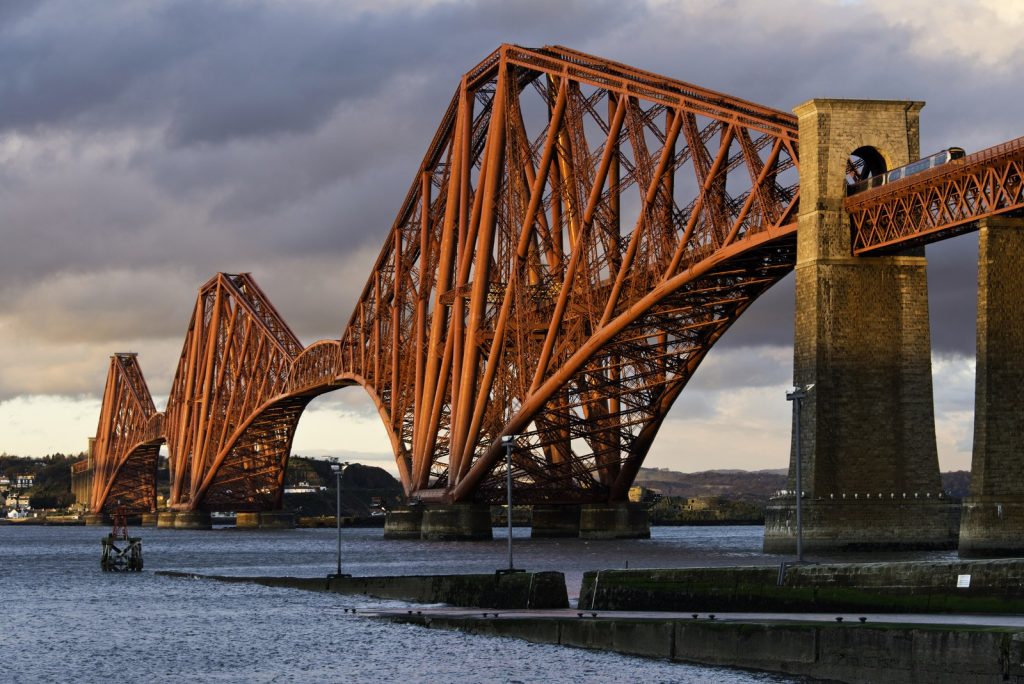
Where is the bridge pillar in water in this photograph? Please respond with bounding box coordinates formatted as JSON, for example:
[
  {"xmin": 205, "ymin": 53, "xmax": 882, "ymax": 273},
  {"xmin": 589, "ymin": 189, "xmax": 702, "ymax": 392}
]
[
  {"xmin": 235, "ymin": 511, "xmax": 293, "ymax": 529},
  {"xmin": 235, "ymin": 512, "xmax": 261, "ymax": 529},
  {"xmin": 579, "ymin": 503, "xmax": 650, "ymax": 540},
  {"xmin": 764, "ymin": 99, "xmax": 957, "ymax": 553},
  {"xmin": 84, "ymin": 512, "xmax": 111, "ymax": 526},
  {"xmin": 959, "ymin": 218, "xmax": 1024, "ymax": 557},
  {"xmin": 156, "ymin": 510, "xmax": 177, "ymax": 528},
  {"xmin": 140, "ymin": 512, "xmax": 158, "ymax": 527},
  {"xmin": 173, "ymin": 511, "xmax": 212, "ymax": 530},
  {"xmin": 383, "ymin": 506, "xmax": 424, "ymax": 539},
  {"xmin": 258, "ymin": 511, "xmax": 295, "ymax": 529},
  {"xmin": 420, "ymin": 504, "xmax": 493, "ymax": 541},
  {"xmin": 530, "ymin": 505, "xmax": 581, "ymax": 538}
]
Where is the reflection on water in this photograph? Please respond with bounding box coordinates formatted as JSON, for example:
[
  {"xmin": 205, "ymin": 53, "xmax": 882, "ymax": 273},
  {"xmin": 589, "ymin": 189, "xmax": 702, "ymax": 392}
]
[{"xmin": 4, "ymin": 524, "xmax": 946, "ymax": 683}]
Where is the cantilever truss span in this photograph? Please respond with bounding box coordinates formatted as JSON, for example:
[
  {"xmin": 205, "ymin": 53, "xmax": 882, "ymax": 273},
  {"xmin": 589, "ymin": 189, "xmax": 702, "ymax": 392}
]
[
  {"xmin": 87, "ymin": 44, "xmax": 805, "ymax": 512},
  {"xmin": 89, "ymin": 354, "xmax": 163, "ymax": 514},
  {"xmin": 336, "ymin": 45, "xmax": 802, "ymax": 504},
  {"xmin": 163, "ymin": 273, "xmax": 306, "ymax": 512}
]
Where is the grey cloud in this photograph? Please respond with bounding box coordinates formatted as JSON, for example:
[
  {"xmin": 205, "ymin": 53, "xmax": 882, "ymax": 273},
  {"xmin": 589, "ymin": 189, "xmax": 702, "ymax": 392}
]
[{"xmin": 0, "ymin": 0, "xmax": 1018, "ymax": 408}]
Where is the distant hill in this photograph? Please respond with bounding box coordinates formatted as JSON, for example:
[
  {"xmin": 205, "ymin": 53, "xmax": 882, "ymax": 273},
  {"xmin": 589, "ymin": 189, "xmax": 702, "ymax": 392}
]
[
  {"xmin": 636, "ymin": 468, "xmax": 786, "ymax": 505},
  {"xmin": 284, "ymin": 457, "xmax": 404, "ymax": 518},
  {"xmin": 941, "ymin": 471, "xmax": 970, "ymax": 499},
  {"xmin": 636, "ymin": 467, "xmax": 972, "ymax": 505}
]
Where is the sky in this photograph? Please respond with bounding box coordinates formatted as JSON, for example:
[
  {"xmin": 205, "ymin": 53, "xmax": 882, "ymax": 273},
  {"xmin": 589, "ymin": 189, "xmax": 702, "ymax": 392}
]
[{"xmin": 0, "ymin": 0, "xmax": 1020, "ymax": 474}]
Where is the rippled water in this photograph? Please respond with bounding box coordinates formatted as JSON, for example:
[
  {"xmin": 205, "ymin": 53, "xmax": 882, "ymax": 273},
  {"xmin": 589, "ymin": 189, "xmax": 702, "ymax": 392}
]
[{"xmin": 3, "ymin": 524, "xmax": 951, "ymax": 682}]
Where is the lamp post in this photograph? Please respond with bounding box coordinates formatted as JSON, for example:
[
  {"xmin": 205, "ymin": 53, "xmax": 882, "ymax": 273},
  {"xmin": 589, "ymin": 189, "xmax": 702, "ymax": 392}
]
[
  {"xmin": 499, "ymin": 435, "xmax": 521, "ymax": 574},
  {"xmin": 786, "ymin": 384, "xmax": 813, "ymax": 563},
  {"xmin": 329, "ymin": 461, "xmax": 350, "ymax": 578}
]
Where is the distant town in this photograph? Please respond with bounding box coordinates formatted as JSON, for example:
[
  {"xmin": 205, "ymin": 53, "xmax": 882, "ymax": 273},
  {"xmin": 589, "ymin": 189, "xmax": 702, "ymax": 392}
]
[{"xmin": 0, "ymin": 452, "xmax": 971, "ymax": 526}]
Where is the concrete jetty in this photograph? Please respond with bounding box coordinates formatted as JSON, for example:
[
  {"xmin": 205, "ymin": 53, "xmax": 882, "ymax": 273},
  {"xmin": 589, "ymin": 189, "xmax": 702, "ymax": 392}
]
[
  {"xmin": 372, "ymin": 607, "xmax": 1024, "ymax": 683},
  {"xmin": 158, "ymin": 559, "xmax": 1024, "ymax": 682},
  {"xmin": 156, "ymin": 570, "xmax": 568, "ymax": 609},
  {"xmin": 579, "ymin": 559, "xmax": 1024, "ymax": 614}
]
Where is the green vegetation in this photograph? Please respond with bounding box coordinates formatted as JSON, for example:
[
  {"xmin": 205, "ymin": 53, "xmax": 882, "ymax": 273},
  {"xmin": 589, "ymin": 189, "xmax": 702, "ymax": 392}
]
[
  {"xmin": 283, "ymin": 457, "xmax": 404, "ymax": 518},
  {"xmin": 0, "ymin": 453, "xmax": 82, "ymax": 510}
]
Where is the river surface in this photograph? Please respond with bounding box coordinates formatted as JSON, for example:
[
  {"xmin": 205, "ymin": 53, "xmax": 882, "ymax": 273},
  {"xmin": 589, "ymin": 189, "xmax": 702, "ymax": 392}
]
[{"xmin": 2, "ymin": 524, "xmax": 954, "ymax": 683}]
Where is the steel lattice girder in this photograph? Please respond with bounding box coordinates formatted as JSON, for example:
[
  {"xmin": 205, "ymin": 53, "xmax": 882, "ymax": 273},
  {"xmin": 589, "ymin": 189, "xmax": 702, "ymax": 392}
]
[
  {"xmin": 163, "ymin": 273, "xmax": 303, "ymax": 511},
  {"xmin": 847, "ymin": 135, "xmax": 1024, "ymax": 254},
  {"xmin": 89, "ymin": 45, "xmax": 1024, "ymax": 512},
  {"xmin": 90, "ymin": 45, "xmax": 804, "ymax": 509},
  {"xmin": 333, "ymin": 44, "xmax": 801, "ymax": 504},
  {"xmin": 89, "ymin": 354, "xmax": 162, "ymax": 513}
]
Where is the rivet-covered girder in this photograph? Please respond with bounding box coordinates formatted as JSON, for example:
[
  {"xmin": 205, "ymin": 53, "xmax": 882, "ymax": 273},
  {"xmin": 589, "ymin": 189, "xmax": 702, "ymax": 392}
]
[
  {"xmin": 847, "ymin": 136, "xmax": 1024, "ymax": 254},
  {"xmin": 94, "ymin": 47, "xmax": 1024, "ymax": 512},
  {"xmin": 338, "ymin": 44, "xmax": 802, "ymax": 504},
  {"xmin": 163, "ymin": 273, "xmax": 303, "ymax": 511},
  {"xmin": 89, "ymin": 353, "xmax": 162, "ymax": 513}
]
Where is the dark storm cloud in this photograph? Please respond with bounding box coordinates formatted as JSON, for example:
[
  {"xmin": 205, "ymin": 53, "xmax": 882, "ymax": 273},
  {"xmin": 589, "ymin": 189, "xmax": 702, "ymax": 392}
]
[
  {"xmin": 622, "ymin": 1, "xmax": 1023, "ymax": 360},
  {"xmin": 0, "ymin": 0, "xmax": 635, "ymax": 140},
  {"xmin": 0, "ymin": 0, "xmax": 1019, "ymax": 405}
]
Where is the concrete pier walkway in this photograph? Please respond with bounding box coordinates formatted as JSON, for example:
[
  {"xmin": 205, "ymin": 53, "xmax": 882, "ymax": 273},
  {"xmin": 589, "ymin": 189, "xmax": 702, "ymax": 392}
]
[{"xmin": 369, "ymin": 607, "xmax": 1024, "ymax": 683}]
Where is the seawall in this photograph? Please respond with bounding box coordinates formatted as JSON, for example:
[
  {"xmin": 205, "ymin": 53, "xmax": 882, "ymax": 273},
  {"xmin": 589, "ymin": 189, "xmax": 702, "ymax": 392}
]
[
  {"xmin": 579, "ymin": 559, "xmax": 1024, "ymax": 613},
  {"xmin": 156, "ymin": 570, "xmax": 568, "ymax": 609},
  {"xmin": 378, "ymin": 610, "xmax": 1024, "ymax": 684}
]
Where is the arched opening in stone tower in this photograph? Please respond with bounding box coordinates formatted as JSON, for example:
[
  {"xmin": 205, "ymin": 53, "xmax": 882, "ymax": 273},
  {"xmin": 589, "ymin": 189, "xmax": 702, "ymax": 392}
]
[{"xmin": 846, "ymin": 146, "xmax": 888, "ymax": 194}]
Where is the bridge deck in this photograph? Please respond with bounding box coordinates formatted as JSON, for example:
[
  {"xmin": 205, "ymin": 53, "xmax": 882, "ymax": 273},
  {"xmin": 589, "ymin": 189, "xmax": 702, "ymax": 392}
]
[{"xmin": 847, "ymin": 135, "xmax": 1024, "ymax": 254}]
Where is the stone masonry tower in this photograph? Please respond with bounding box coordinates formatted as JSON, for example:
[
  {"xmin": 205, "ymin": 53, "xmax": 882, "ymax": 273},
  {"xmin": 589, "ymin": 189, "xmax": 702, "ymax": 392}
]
[
  {"xmin": 958, "ymin": 217, "xmax": 1024, "ymax": 556},
  {"xmin": 763, "ymin": 99, "xmax": 958, "ymax": 552}
]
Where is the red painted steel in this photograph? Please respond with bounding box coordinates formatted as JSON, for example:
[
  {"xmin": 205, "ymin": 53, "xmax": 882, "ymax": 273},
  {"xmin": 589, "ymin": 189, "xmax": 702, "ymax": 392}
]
[
  {"xmin": 88, "ymin": 354, "xmax": 162, "ymax": 514},
  {"xmin": 86, "ymin": 45, "xmax": 1024, "ymax": 514},
  {"xmin": 331, "ymin": 45, "xmax": 801, "ymax": 505},
  {"xmin": 87, "ymin": 45, "xmax": 803, "ymax": 511},
  {"xmin": 847, "ymin": 136, "xmax": 1024, "ymax": 254}
]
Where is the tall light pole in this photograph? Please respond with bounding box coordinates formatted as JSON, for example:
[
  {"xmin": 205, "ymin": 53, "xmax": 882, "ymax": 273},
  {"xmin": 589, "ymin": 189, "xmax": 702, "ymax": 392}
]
[
  {"xmin": 329, "ymin": 461, "xmax": 350, "ymax": 578},
  {"xmin": 786, "ymin": 384, "xmax": 813, "ymax": 563},
  {"xmin": 499, "ymin": 435, "xmax": 522, "ymax": 574}
]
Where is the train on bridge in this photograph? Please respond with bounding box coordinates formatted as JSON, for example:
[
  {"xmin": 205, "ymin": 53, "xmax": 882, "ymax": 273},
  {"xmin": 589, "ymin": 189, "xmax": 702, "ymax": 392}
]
[{"xmin": 848, "ymin": 147, "xmax": 965, "ymax": 195}]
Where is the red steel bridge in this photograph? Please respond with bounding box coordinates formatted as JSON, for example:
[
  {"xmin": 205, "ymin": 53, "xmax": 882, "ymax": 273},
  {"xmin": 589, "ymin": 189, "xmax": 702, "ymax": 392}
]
[{"xmin": 83, "ymin": 45, "xmax": 1024, "ymax": 515}]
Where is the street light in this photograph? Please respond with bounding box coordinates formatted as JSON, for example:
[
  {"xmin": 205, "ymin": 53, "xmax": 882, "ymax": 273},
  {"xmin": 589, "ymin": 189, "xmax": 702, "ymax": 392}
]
[
  {"xmin": 786, "ymin": 384, "xmax": 814, "ymax": 563},
  {"xmin": 498, "ymin": 435, "xmax": 522, "ymax": 574},
  {"xmin": 329, "ymin": 461, "xmax": 350, "ymax": 579}
]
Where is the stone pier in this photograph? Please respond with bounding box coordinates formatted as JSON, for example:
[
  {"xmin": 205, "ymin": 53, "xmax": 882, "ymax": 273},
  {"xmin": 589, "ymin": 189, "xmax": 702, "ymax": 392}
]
[
  {"xmin": 530, "ymin": 504, "xmax": 581, "ymax": 538},
  {"xmin": 579, "ymin": 503, "xmax": 650, "ymax": 539},
  {"xmin": 156, "ymin": 510, "xmax": 177, "ymax": 528},
  {"xmin": 140, "ymin": 512, "xmax": 158, "ymax": 527},
  {"xmin": 959, "ymin": 217, "xmax": 1024, "ymax": 557},
  {"xmin": 235, "ymin": 512, "xmax": 261, "ymax": 529},
  {"xmin": 764, "ymin": 99, "xmax": 955, "ymax": 552},
  {"xmin": 420, "ymin": 504, "xmax": 493, "ymax": 541},
  {"xmin": 383, "ymin": 506, "xmax": 424, "ymax": 539},
  {"xmin": 173, "ymin": 511, "xmax": 212, "ymax": 530},
  {"xmin": 257, "ymin": 511, "xmax": 295, "ymax": 529},
  {"xmin": 84, "ymin": 512, "xmax": 111, "ymax": 526}
]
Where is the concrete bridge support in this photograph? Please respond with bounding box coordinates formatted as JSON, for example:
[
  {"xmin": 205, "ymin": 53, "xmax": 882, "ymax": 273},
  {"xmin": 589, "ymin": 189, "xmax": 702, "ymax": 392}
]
[
  {"xmin": 530, "ymin": 504, "xmax": 581, "ymax": 538},
  {"xmin": 959, "ymin": 217, "xmax": 1024, "ymax": 557},
  {"xmin": 173, "ymin": 511, "xmax": 212, "ymax": 530},
  {"xmin": 579, "ymin": 503, "xmax": 650, "ymax": 540},
  {"xmin": 383, "ymin": 506, "xmax": 424, "ymax": 539},
  {"xmin": 420, "ymin": 504, "xmax": 493, "ymax": 541},
  {"xmin": 764, "ymin": 99, "xmax": 957, "ymax": 553},
  {"xmin": 234, "ymin": 511, "xmax": 294, "ymax": 529},
  {"xmin": 156, "ymin": 510, "xmax": 177, "ymax": 528}
]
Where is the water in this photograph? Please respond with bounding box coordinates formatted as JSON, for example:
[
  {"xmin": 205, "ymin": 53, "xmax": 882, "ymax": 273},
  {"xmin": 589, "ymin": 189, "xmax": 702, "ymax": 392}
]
[{"xmin": 2, "ymin": 524, "xmax": 951, "ymax": 683}]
